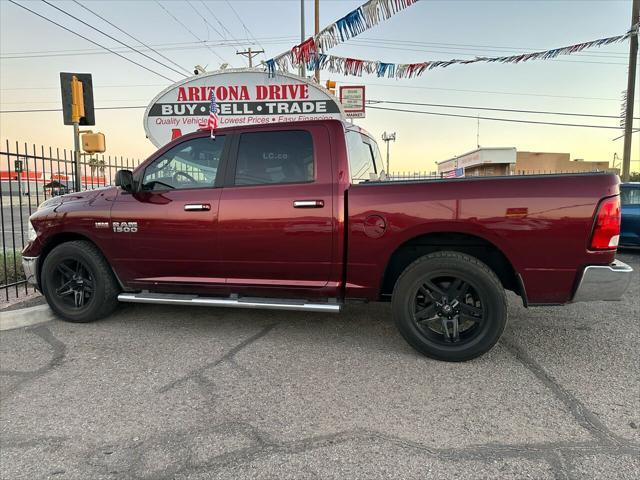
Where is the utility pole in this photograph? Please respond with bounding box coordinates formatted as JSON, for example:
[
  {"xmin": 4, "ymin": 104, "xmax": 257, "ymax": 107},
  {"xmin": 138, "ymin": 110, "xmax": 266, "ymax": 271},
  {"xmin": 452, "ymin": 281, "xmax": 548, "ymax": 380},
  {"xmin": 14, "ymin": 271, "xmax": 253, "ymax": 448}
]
[
  {"xmin": 300, "ymin": 0, "xmax": 306, "ymax": 78},
  {"xmin": 236, "ymin": 47, "xmax": 264, "ymax": 68},
  {"xmin": 314, "ymin": 0, "xmax": 320, "ymax": 83},
  {"xmin": 622, "ymin": 0, "xmax": 639, "ymax": 181},
  {"xmin": 381, "ymin": 132, "xmax": 396, "ymax": 173}
]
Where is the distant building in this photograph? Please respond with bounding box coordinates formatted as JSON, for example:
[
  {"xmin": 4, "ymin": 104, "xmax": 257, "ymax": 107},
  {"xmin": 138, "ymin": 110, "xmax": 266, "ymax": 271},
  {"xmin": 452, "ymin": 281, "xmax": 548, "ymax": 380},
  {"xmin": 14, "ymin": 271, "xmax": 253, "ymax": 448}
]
[
  {"xmin": 437, "ymin": 147, "xmax": 615, "ymax": 177},
  {"xmin": 437, "ymin": 148, "xmax": 516, "ymax": 177},
  {"xmin": 514, "ymin": 151, "xmax": 612, "ymax": 174}
]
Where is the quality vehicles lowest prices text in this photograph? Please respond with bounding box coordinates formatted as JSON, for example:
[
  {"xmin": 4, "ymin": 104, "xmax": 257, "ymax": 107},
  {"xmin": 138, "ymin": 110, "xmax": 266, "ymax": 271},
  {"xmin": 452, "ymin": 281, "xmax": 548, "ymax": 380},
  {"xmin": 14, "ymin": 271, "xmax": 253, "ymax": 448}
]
[{"xmin": 23, "ymin": 120, "xmax": 633, "ymax": 361}]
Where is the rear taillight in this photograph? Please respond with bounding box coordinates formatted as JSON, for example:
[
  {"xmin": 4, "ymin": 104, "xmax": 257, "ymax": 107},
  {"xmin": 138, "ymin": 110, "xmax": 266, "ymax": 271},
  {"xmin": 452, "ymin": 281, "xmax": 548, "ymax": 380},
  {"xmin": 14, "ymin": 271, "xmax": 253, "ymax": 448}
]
[{"xmin": 590, "ymin": 195, "xmax": 621, "ymax": 250}]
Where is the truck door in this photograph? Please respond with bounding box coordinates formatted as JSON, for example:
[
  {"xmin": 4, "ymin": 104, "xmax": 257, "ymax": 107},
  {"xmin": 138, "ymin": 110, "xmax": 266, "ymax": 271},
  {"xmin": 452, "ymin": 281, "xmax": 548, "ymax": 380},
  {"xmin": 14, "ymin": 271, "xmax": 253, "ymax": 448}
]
[
  {"xmin": 217, "ymin": 126, "xmax": 335, "ymax": 294},
  {"xmin": 110, "ymin": 134, "xmax": 229, "ymax": 292}
]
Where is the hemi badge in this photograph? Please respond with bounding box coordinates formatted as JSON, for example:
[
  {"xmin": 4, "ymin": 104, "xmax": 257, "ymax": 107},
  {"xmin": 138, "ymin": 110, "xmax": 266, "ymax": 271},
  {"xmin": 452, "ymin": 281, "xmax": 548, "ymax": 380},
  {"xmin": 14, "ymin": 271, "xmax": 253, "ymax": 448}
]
[{"xmin": 94, "ymin": 222, "xmax": 110, "ymax": 229}]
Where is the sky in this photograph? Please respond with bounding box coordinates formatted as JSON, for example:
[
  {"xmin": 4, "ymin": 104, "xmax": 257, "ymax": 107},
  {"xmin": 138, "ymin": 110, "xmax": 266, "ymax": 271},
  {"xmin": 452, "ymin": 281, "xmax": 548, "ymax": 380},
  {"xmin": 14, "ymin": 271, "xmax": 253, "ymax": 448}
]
[{"xmin": 0, "ymin": 0, "xmax": 638, "ymax": 173}]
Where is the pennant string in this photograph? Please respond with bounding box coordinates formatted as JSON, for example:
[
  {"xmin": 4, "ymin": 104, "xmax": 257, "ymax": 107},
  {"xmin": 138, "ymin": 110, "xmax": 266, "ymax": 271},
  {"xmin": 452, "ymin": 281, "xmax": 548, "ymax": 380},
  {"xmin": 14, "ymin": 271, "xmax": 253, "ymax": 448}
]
[
  {"xmin": 266, "ymin": 22, "xmax": 638, "ymax": 79},
  {"xmin": 266, "ymin": 0, "xmax": 419, "ymax": 77}
]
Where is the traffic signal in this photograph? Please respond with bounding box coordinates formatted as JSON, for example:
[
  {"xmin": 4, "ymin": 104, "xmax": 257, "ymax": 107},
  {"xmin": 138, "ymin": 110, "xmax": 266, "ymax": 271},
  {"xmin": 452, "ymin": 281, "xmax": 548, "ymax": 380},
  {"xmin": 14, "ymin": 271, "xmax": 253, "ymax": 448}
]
[
  {"xmin": 60, "ymin": 72, "xmax": 95, "ymax": 126},
  {"xmin": 71, "ymin": 75, "xmax": 85, "ymax": 123},
  {"xmin": 81, "ymin": 132, "xmax": 106, "ymax": 153},
  {"xmin": 325, "ymin": 80, "xmax": 336, "ymax": 95}
]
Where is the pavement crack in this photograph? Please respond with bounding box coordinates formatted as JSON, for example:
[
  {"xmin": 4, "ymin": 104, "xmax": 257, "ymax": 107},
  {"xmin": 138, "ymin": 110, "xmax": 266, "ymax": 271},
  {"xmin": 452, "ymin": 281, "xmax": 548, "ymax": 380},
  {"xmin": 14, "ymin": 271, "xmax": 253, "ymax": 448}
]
[
  {"xmin": 158, "ymin": 323, "xmax": 277, "ymax": 393},
  {"xmin": 502, "ymin": 337, "xmax": 626, "ymax": 446},
  {"xmin": 0, "ymin": 325, "xmax": 66, "ymax": 401}
]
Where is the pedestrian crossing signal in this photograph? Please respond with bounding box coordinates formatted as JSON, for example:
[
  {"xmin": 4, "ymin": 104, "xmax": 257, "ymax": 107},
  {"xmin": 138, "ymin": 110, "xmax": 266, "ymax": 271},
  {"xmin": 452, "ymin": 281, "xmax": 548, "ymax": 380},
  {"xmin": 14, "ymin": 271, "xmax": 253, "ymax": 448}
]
[{"xmin": 325, "ymin": 80, "xmax": 336, "ymax": 96}]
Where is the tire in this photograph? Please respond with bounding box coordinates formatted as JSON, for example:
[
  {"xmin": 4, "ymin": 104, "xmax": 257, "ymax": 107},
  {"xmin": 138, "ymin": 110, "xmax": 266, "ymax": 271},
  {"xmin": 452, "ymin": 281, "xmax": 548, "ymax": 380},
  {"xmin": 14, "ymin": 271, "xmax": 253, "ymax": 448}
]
[
  {"xmin": 41, "ymin": 240, "xmax": 120, "ymax": 323},
  {"xmin": 392, "ymin": 251, "xmax": 507, "ymax": 362}
]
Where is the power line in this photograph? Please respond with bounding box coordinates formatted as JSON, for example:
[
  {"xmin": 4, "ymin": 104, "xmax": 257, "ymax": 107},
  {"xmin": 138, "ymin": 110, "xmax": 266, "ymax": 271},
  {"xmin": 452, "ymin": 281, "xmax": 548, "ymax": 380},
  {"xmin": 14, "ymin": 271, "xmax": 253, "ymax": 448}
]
[
  {"xmin": 154, "ymin": 0, "xmax": 227, "ymax": 65},
  {"xmin": 366, "ymin": 105, "xmax": 625, "ymax": 129},
  {"xmin": 199, "ymin": 0, "xmax": 244, "ymax": 45},
  {"xmin": 198, "ymin": 0, "xmax": 249, "ymax": 66},
  {"xmin": 346, "ymin": 40, "xmax": 627, "ymax": 66},
  {"xmin": 0, "ymin": 36, "xmax": 296, "ymax": 57},
  {"xmin": 1, "ymin": 82, "xmax": 619, "ymax": 103},
  {"xmin": 40, "ymin": 0, "xmax": 184, "ymax": 79},
  {"xmin": 339, "ymin": 79, "xmax": 620, "ymax": 101},
  {"xmin": 186, "ymin": 0, "xmax": 225, "ymax": 40},
  {"xmin": 0, "ymin": 38, "xmax": 292, "ymax": 60},
  {"xmin": 354, "ymin": 37, "xmax": 629, "ymax": 59},
  {"xmin": 0, "ymin": 104, "xmax": 630, "ymax": 130},
  {"xmin": 0, "ymin": 106, "xmax": 147, "ymax": 113},
  {"xmin": 223, "ymin": 0, "xmax": 266, "ymax": 62},
  {"xmin": 71, "ymin": 0, "xmax": 192, "ymax": 76},
  {"xmin": 6, "ymin": 0, "xmax": 176, "ymax": 82},
  {"xmin": 368, "ymin": 100, "xmax": 639, "ymax": 120},
  {"xmin": 1, "ymin": 83, "xmax": 167, "ymax": 91}
]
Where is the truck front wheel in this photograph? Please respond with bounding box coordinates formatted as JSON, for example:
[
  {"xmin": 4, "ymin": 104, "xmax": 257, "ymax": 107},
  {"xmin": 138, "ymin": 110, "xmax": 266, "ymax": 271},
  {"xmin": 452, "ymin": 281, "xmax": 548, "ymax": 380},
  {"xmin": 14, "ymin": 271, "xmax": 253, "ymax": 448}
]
[
  {"xmin": 392, "ymin": 251, "xmax": 507, "ymax": 362},
  {"xmin": 41, "ymin": 240, "xmax": 120, "ymax": 323}
]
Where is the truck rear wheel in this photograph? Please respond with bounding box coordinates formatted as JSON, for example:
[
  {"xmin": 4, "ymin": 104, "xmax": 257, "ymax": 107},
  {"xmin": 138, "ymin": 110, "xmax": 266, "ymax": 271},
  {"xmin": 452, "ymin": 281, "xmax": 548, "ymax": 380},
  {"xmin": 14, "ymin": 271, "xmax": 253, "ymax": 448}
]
[
  {"xmin": 41, "ymin": 240, "xmax": 120, "ymax": 323},
  {"xmin": 392, "ymin": 251, "xmax": 507, "ymax": 362}
]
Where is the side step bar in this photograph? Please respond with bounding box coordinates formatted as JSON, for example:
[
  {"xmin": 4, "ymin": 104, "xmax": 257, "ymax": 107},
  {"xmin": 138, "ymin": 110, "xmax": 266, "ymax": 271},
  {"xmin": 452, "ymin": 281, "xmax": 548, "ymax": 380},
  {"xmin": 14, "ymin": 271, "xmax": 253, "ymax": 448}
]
[{"xmin": 117, "ymin": 292, "xmax": 342, "ymax": 313}]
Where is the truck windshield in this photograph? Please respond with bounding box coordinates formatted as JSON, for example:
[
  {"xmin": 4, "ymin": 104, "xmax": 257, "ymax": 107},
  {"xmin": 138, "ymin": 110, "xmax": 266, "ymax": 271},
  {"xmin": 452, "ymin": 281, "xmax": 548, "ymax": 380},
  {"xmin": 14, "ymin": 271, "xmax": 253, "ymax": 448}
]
[
  {"xmin": 621, "ymin": 186, "xmax": 640, "ymax": 205},
  {"xmin": 346, "ymin": 130, "xmax": 380, "ymax": 184}
]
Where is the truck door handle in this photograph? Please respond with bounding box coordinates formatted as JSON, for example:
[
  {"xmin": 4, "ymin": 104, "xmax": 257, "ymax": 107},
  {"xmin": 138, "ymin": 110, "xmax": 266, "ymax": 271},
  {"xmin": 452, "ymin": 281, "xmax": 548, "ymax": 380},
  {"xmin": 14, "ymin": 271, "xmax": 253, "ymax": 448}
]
[
  {"xmin": 293, "ymin": 200, "xmax": 324, "ymax": 208},
  {"xmin": 184, "ymin": 203, "xmax": 211, "ymax": 211}
]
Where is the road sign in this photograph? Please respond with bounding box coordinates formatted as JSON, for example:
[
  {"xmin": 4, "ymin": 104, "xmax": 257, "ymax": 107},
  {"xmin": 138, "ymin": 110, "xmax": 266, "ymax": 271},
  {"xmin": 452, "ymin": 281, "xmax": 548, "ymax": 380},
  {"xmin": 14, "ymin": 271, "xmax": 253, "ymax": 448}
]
[
  {"xmin": 340, "ymin": 85, "xmax": 365, "ymax": 118},
  {"xmin": 60, "ymin": 72, "xmax": 95, "ymax": 126}
]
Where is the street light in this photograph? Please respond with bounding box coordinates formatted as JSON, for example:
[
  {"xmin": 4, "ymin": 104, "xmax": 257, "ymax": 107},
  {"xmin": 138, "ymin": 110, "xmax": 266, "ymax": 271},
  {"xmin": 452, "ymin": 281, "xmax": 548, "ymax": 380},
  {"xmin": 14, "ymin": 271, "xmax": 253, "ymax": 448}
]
[{"xmin": 381, "ymin": 131, "xmax": 396, "ymax": 173}]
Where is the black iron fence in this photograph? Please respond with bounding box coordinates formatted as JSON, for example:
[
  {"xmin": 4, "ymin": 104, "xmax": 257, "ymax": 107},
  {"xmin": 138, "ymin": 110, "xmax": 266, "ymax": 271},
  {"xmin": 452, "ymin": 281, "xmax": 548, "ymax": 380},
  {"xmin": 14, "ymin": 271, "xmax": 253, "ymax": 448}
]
[
  {"xmin": 387, "ymin": 171, "xmax": 440, "ymax": 181},
  {"xmin": 0, "ymin": 139, "xmax": 141, "ymax": 302}
]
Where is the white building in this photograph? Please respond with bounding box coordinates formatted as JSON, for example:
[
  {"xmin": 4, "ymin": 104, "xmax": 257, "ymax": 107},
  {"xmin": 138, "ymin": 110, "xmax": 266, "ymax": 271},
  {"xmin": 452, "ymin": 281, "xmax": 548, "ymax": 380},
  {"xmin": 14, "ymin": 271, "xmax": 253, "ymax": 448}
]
[{"xmin": 437, "ymin": 147, "xmax": 517, "ymax": 177}]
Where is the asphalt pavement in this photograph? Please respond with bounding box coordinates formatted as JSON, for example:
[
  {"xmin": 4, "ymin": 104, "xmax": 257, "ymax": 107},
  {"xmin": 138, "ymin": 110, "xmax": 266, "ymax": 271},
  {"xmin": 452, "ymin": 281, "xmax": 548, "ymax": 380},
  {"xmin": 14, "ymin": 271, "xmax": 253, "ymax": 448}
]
[{"xmin": 1, "ymin": 253, "xmax": 638, "ymax": 479}]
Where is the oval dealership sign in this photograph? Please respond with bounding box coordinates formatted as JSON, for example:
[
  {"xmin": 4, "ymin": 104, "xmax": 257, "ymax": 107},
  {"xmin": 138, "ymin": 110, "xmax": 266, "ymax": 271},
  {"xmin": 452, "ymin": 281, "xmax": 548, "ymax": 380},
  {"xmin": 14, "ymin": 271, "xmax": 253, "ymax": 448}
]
[{"xmin": 144, "ymin": 69, "xmax": 346, "ymax": 147}]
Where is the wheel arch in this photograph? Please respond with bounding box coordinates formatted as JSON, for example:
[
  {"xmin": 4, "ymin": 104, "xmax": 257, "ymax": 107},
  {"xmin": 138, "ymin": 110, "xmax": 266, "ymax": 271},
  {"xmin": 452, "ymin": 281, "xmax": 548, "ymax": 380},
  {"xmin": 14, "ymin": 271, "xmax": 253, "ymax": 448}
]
[
  {"xmin": 380, "ymin": 230, "xmax": 526, "ymax": 305},
  {"xmin": 37, "ymin": 232, "xmax": 124, "ymax": 290}
]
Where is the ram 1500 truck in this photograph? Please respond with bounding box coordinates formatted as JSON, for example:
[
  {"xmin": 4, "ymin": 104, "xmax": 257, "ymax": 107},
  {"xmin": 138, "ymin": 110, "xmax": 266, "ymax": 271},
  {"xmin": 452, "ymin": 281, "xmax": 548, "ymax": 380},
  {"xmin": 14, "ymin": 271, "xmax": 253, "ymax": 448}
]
[{"xmin": 22, "ymin": 120, "xmax": 633, "ymax": 361}]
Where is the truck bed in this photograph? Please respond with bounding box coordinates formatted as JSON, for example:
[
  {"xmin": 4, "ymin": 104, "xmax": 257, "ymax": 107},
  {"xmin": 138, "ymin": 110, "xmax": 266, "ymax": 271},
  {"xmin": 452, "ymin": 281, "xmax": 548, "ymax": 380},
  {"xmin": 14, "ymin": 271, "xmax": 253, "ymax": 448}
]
[{"xmin": 346, "ymin": 172, "xmax": 619, "ymax": 304}]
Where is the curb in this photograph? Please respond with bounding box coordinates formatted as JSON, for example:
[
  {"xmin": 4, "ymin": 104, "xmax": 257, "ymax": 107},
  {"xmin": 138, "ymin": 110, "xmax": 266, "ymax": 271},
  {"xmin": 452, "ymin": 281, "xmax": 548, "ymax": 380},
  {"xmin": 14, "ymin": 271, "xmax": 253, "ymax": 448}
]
[{"xmin": 0, "ymin": 304, "xmax": 56, "ymax": 331}]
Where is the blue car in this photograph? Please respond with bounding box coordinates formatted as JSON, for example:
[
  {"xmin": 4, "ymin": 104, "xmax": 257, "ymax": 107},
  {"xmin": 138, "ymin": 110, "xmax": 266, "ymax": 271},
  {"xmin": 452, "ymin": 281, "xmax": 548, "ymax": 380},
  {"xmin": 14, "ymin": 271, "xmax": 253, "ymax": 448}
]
[{"xmin": 620, "ymin": 182, "xmax": 640, "ymax": 248}]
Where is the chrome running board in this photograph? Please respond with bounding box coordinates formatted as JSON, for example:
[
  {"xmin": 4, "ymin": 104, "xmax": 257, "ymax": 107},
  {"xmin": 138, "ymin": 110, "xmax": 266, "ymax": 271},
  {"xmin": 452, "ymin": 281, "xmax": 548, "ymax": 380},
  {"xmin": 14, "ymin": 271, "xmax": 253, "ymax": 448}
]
[{"xmin": 117, "ymin": 292, "xmax": 342, "ymax": 313}]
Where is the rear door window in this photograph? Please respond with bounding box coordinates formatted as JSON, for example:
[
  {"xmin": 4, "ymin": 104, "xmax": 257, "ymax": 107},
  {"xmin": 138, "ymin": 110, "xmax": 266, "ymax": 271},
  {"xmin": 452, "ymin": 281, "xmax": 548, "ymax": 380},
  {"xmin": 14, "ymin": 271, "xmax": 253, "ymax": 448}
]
[{"xmin": 233, "ymin": 130, "xmax": 314, "ymax": 186}]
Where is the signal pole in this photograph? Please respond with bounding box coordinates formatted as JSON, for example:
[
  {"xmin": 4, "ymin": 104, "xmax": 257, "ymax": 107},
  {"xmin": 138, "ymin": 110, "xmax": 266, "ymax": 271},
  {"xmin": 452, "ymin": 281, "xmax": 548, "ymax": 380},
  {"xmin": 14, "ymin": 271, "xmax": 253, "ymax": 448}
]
[
  {"xmin": 381, "ymin": 132, "xmax": 396, "ymax": 173},
  {"xmin": 236, "ymin": 47, "xmax": 264, "ymax": 68},
  {"xmin": 622, "ymin": 0, "xmax": 639, "ymax": 181}
]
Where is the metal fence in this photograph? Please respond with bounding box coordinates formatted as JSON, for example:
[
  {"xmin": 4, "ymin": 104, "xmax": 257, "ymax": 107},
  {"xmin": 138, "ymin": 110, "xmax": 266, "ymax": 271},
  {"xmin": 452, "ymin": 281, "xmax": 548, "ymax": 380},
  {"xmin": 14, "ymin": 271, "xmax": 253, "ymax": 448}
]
[
  {"xmin": 387, "ymin": 171, "xmax": 441, "ymax": 181},
  {"xmin": 0, "ymin": 139, "xmax": 141, "ymax": 302}
]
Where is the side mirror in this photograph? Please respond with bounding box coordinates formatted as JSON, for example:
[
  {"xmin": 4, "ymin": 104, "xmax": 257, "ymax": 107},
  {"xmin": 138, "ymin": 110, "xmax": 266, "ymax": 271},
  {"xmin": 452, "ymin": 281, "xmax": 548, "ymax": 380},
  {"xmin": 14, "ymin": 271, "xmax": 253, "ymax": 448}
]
[{"xmin": 115, "ymin": 169, "xmax": 134, "ymax": 192}]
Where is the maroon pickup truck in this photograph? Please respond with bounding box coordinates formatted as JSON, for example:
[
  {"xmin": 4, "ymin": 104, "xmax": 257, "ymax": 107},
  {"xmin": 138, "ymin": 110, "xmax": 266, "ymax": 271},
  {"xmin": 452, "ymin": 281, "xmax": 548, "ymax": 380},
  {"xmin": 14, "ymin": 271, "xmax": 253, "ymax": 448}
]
[{"xmin": 22, "ymin": 120, "xmax": 632, "ymax": 361}]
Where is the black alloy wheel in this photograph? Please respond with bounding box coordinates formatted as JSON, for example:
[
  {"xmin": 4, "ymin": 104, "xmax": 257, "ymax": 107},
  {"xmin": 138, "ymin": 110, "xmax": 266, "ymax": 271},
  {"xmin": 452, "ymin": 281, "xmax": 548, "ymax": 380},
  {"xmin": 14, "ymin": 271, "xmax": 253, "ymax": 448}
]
[
  {"xmin": 53, "ymin": 259, "xmax": 95, "ymax": 309},
  {"xmin": 412, "ymin": 275, "xmax": 484, "ymax": 345},
  {"xmin": 41, "ymin": 240, "xmax": 120, "ymax": 323},
  {"xmin": 392, "ymin": 251, "xmax": 507, "ymax": 362}
]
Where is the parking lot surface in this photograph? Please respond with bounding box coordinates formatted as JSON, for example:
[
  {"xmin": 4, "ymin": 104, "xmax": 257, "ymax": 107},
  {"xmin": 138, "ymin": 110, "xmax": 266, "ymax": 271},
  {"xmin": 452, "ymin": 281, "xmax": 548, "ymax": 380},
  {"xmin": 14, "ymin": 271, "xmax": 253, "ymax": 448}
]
[{"xmin": 1, "ymin": 253, "xmax": 638, "ymax": 479}]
